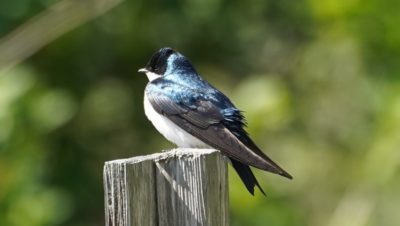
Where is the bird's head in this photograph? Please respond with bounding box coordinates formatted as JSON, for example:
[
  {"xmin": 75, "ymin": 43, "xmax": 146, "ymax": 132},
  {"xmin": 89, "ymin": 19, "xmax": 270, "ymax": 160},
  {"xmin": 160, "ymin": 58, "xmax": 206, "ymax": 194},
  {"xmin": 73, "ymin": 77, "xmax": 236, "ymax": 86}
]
[{"xmin": 138, "ymin": 47, "xmax": 197, "ymax": 81}]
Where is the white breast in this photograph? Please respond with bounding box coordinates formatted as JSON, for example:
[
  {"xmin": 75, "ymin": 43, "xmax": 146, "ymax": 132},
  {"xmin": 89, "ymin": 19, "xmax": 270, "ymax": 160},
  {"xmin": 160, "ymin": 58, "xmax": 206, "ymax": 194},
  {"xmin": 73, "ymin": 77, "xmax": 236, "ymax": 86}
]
[{"xmin": 144, "ymin": 93, "xmax": 209, "ymax": 148}]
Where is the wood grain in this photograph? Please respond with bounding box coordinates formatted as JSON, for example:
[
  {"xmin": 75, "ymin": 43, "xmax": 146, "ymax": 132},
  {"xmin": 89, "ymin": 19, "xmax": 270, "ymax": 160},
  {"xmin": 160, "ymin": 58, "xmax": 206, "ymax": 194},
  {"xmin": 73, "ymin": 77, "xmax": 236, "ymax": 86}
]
[{"xmin": 104, "ymin": 149, "xmax": 229, "ymax": 226}]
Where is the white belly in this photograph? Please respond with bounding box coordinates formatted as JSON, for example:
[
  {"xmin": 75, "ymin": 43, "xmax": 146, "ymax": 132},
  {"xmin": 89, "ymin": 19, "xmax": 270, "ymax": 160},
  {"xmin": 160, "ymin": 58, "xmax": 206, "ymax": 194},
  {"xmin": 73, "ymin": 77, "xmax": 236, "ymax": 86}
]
[{"xmin": 144, "ymin": 93, "xmax": 209, "ymax": 148}]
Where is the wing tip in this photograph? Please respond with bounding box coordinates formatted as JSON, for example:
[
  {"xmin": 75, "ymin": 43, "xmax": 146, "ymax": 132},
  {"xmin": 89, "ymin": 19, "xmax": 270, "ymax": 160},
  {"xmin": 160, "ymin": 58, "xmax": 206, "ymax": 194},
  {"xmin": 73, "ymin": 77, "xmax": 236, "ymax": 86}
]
[
  {"xmin": 279, "ymin": 170, "xmax": 293, "ymax": 180},
  {"xmin": 257, "ymin": 157, "xmax": 293, "ymax": 180},
  {"xmin": 258, "ymin": 160, "xmax": 293, "ymax": 180}
]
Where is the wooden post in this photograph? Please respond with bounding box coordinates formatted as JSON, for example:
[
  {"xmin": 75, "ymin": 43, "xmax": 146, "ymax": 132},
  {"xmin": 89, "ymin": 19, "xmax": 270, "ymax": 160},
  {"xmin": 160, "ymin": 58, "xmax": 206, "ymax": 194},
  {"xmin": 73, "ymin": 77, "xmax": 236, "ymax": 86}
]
[{"xmin": 104, "ymin": 148, "xmax": 229, "ymax": 226}]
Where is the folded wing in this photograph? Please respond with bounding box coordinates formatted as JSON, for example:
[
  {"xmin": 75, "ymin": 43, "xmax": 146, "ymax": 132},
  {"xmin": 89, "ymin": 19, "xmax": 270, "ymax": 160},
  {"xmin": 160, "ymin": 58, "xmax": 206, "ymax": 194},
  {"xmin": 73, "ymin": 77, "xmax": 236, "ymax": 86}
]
[{"xmin": 146, "ymin": 85, "xmax": 292, "ymax": 179}]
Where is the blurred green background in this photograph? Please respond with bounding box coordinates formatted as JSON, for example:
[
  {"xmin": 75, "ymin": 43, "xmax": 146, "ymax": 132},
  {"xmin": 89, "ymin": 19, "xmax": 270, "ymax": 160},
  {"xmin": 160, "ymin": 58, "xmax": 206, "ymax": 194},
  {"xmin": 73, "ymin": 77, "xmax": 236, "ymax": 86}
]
[{"xmin": 0, "ymin": 0, "xmax": 399, "ymax": 226}]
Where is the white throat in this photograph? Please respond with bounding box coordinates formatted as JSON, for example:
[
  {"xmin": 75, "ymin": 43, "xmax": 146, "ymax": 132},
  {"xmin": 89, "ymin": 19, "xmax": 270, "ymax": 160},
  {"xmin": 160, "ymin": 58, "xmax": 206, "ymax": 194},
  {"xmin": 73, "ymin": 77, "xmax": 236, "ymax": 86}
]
[{"xmin": 145, "ymin": 71, "xmax": 162, "ymax": 81}]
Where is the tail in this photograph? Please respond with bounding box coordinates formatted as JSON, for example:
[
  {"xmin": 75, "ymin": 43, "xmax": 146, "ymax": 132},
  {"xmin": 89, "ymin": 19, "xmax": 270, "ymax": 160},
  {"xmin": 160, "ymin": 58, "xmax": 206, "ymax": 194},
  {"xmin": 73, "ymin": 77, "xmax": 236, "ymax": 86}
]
[{"xmin": 230, "ymin": 158, "xmax": 266, "ymax": 196}]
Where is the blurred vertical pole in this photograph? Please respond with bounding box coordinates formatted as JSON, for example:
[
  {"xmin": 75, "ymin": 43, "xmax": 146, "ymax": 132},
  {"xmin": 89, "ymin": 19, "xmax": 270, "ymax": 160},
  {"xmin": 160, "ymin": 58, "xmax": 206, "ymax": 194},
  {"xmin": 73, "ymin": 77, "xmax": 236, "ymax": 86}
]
[
  {"xmin": 0, "ymin": 0, "xmax": 123, "ymax": 73},
  {"xmin": 103, "ymin": 149, "xmax": 229, "ymax": 226}
]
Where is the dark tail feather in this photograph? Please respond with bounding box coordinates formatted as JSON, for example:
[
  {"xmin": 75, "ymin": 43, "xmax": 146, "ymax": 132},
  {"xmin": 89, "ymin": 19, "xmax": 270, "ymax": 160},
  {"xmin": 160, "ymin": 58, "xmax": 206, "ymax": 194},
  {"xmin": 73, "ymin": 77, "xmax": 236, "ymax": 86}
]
[{"xmin": 230, "ymin": 158, "xmax": 266, "ymax": 196}]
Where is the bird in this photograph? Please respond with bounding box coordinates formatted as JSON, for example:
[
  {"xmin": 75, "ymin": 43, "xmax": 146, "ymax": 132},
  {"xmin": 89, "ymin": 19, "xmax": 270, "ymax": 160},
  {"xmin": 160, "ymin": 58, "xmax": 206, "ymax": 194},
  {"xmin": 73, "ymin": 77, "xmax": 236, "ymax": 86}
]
[{"xmin": 138, "ymin": 47, "xmax": 292, "ymax": 195}]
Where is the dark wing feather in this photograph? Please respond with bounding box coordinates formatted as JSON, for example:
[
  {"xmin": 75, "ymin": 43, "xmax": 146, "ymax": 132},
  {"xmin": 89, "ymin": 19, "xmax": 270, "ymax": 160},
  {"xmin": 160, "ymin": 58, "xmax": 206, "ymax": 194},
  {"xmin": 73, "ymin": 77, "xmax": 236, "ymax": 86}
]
[
  {"xmin": 149, "ymin": 92, "xmax": 221, "ymax": 128},
  {"xmin": 146, "ymin": 90, "xmax": 292, "ymax": 178}
]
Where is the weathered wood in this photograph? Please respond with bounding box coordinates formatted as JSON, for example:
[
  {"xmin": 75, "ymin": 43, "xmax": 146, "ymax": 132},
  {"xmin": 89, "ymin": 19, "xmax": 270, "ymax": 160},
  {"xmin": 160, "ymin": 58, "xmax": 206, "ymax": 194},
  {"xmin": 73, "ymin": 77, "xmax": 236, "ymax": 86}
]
[{"xmin": 104, "ymin": 149, "xmax": 229, "ymax": 226}]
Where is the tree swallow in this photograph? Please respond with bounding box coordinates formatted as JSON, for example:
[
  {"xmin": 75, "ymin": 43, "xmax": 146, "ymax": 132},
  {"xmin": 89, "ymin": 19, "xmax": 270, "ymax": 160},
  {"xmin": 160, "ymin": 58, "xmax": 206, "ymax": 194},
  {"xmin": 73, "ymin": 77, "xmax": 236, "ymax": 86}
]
[{"xmin": 138, "ymin": 47, "xmax": 292, "ymax": 195}]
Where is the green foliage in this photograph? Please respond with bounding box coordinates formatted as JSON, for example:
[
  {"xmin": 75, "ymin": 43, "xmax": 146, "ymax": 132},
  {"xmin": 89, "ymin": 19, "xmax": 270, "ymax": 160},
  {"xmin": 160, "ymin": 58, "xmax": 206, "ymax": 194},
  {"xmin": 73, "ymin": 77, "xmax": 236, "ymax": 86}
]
[{"xmin": 0, "ymin": 0, "xmax": 399, "ymax": 225}]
